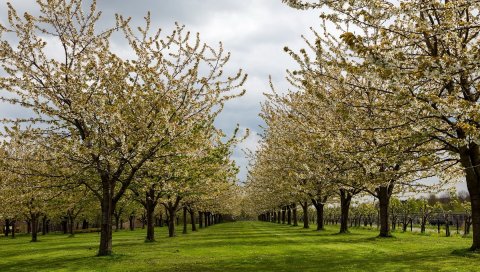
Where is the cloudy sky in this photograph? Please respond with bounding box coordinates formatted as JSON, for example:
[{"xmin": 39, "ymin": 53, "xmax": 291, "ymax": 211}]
[{"xmin": 1, "ymin": 0, "xmax": 321, "ymax": 182}]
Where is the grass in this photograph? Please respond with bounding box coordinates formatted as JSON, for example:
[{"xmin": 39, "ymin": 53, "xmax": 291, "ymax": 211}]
[{"xmin": 1, "ymin": 221, "xmax": 479, "ymax": 271}]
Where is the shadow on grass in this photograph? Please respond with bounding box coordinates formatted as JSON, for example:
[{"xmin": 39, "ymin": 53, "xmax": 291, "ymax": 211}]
[{"xmin": 451, "ymin": 248, "xmax": 480, "ymax": 258}]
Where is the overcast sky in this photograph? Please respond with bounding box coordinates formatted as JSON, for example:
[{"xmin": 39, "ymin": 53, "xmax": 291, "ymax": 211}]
[{"xmin": 1, "ymin": 0, "xmax": 321, "ymax": 182}]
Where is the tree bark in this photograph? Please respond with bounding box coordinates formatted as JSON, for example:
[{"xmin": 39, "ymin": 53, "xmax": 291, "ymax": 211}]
[
  {"xmin": 339, "ymin": 189, "xmax": 353, "ymax": 234},
  {"xmin": 287, "ymin": 205, "xmax": 292, "ymax": 225},
  {"xmin": 377, "ymin": 184, "xmax": 393, "ymax": 237},
  {"xmin": 129, "ymin": 215, "xmax": 135, "ymax": 231},
  {"xmin": 301, "ymin": 202, "xmax": 309, "ymax": 229},
  {"xmin": 199, "ymin": 212, "xmax": 203, "ymax": 228},
  {"xmin": 190, "ymin": 209, "xmax": 197, "ymax": 231},
  {"xmin": 98, "ymin": 187, "xmax": 114, "ymax": 256},
  {"xmin": 459, "ymin": 144, "xmax": 480, "ymax": 250},
  {"xmin": 27, "ymin": 220, "xmax": 31, "ymax": 234},
  {"xmin": 31, "ymin": 214, "xmax": 38, "ymax": 242},
  {"xmin": 114, "ymin": 214, "xmax": 120, "ymax": 232},
  {"xmin": 4, "ymin": 219, "xmax": 9, "ymax": 237},
  {"xmin": 292, "ymin": 203, "xmax": 298, "ymax": 226},
  {"xmin": 445, "ymin": 214, "xmax": 451, "ymax": 237},
  {"xmin": 167, "ymin": 211, "xmax": 176, "ymax": 237},
  {"xmin": 183, "ymin": 206, "xmax": 188, "ymax": 234},
  {"xmin": 145, "ymin": 190, "xmax": 156, "ymax": 242},
  {"xmin": 421, "ymin": 215, "xmax": 427, "ymax": 233},
  {"xmin": 165, "ymin": 198, "xmax": 181, "ymax": 237},
  {"xmin": 69, "ymin": 215, "xmax": 75, "ymax": 236},
  {"xmin": 141, "ymin": 213, "xmax": 146, "ymax": 229},
  {"xmin": 42, "ymin": 216, "xmax": 47, "ymax": 235},
  {"xmin": 312, "ymin": 199, "xmax": 325, "ymax": 231}
]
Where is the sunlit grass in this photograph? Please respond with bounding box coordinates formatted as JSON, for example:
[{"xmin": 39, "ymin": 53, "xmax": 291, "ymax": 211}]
[{"xmin": 0, "ymin": 221, "xmax": 479, "ymax": 271}]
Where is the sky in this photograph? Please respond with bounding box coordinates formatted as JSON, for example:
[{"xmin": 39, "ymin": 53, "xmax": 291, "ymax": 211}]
[{"xmin": 0, "ymin": 0, "xmax": 321, "ymax": 182}]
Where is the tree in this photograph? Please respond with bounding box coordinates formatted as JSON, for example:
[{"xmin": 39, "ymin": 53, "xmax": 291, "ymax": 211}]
[
  {"xmin": 283, "ymin": 0, "xmax": 470, "ymax": 240},
  {"xmin": 0, "ymin": 0, "xmax": 246, "ymax": 255},
  {"xmin": 0, "ymin": 129, "xmax": 61, "ymax": 242}
]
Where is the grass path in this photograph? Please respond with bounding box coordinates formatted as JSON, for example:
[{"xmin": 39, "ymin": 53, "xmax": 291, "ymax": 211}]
[{"xmin": 0, "ymin": 221, "xmax": 479, "ymax": 271}]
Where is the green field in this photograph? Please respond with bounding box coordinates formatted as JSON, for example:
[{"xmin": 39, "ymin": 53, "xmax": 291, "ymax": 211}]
[{"xmin": 1, "ymin": 221, "xmax": 479, "ymax": 272}]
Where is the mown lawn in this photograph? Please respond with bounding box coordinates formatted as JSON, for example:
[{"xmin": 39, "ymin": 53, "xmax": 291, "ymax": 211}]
[{"xmin": 0, "ymin": 221, "xmax": 479, "ymax": 271}]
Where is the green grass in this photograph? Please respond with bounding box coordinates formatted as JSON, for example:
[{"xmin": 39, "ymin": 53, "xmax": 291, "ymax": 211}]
[{"xmin": 1, "ymin": 221, "xmax": 479, "ymax": 271}]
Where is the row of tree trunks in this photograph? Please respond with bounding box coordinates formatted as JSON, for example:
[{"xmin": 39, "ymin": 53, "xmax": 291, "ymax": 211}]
[{"xmin": 3, "ymin": 219, "xmax": 16, "ymax": 238}]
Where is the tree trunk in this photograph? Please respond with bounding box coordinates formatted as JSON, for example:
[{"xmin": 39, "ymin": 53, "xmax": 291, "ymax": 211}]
[
  {"xmin": 421, "ymin": 216, "xmax": 427, "ymax": 233},
  {"xmin": 287, "ymin": 205, "xmax": 292, "ymax": 225},
  {"xmin": 312, "ymin": 200, "xmax": 325, "ymax": 231},
  {"xmin": 69, "ymin": 215, "xmax": 75, "ymax": 236},
  {"xmin": 445, "ymin": 214, "xmax": 451, "ymax": 237},
  {"xmin": 277, "ymin": 211, "xmax": 281, "ymax": 224},
  {"xmin": 62, "ymin": 219, "xmax": 68, "ymax": 234},
  {"xmin": 114, "ymin": 214, "xmax": 120, "ymax": 232},
  {"xmin": 376, "ymin": 184, "xmax": 393, "ymax": 237},
  {"xmin": 98, "ymin": 187, "xmax": 114, "ymax": 256},
  {"xmin": 282, "ymin": 208, "xmax": 286, "ymax": 224},
  {"xmin": 129, "ymin": 215, "xmax": 135, "ymax": 231},
  {"xmin": 199, "ymin": 212, "xmax": 203, "ymax": 228},
  {"xmin": 141, "ymin": 213, "xmax": 146, "ymax": 229},
  {"xmin": 145, "ymin": 190, "xmax": 156, "ymax": 242},
  {"xmin": 302, "ymin": 202, "xmax": 309, "ymax": 229},
  {"xmin": 459, "ymin": 144, "xmax": 480, "ymax": 250},
  {"xmin": 31, "ymin": 214, "xmax": 38, "ymax": 242},
  {"xmin": 4, "ymin": 219, "xmax": 9, "ymax": 237},
  {"xmin": 456, "ymin": 217, "xmax": 460, "ymax": 234},
  {"xmin": 168, "ymin": 212, "xmax": 175, "ymax": 237},
  {"xmin": 465, "ymin": 215, "xmax": 472, "ymax": 235},
  {"xmin": 42, "ymin": 216, "xmax": 47, "ymax": 235},
  {"xmin": 402, "ymin": 217, "xmax": 408, "ymax": 232},
  {"xmin": 165, "ymin": 202, "xmax": 180, "ymax": 238},
  {"xmin": 183, "ymin": 206, "xmax": 188, "ymax": 234},
  {"xmin": 339, "ymin": 189, "xmax": 352, "ymax": 234},
  {"xmin": 292, "ymin": 204, "xmax": 298, "ymax": 226},
  {"xmin": 190, "ymin": 210, "xmax": 197, "ymax": 231}
]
